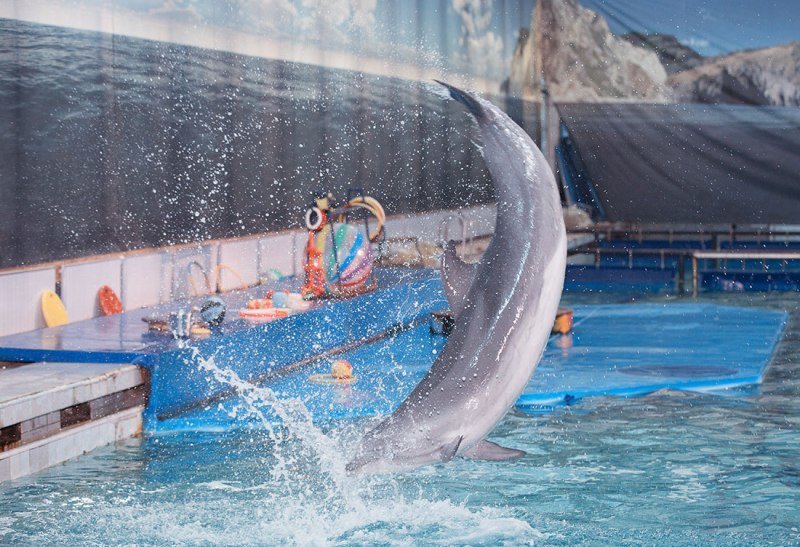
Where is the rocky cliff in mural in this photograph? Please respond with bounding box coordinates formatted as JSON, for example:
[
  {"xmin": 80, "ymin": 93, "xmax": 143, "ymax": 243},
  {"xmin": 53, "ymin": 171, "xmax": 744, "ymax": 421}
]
[
  {"xmin": 507, "ymin": 0, "xmax": 800, "ymax": 107},
  {"xmin": 507, "ymin": 28, "xmax": 537, "ymax": 97},
  {"xmin": 507, "ymin": 0, "xmax": 668, "ymax": 101},
  {"xmin": 621, "ymin": 33, "xmax": 704, "ymax": 75},
  {"xmin": 669, "ymin": 41, "xmax": 800, "ymax": 106}
]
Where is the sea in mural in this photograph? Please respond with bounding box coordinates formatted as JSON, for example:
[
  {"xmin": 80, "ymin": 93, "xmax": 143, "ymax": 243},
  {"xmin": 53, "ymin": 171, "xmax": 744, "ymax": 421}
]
[{"xmin": 0, "ymin": 17, "xmax": 539, "ymax": 268}]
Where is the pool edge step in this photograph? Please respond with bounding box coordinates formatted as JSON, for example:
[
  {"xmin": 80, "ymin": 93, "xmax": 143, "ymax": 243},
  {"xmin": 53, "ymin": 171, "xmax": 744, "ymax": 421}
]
[
  {"xmin": 0, "ymin": 405, "xmax": 143, "ymax": 482},
  {"xmin": 0, "ymin": 362, "xmax": 147, "ymax": 482}
]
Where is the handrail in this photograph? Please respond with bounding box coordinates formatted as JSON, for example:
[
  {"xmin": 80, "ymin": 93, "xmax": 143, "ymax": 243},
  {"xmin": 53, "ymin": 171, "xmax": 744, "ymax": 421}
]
[
  {"xmin": 213, "ymin": 263, "xmax": 247, "ymax": 293},
  {"xmin": 570, "ymin": 245, "xmax": 800, "ymax": 296},
  {"xmin": 690, "ymin": 250, "xmax": 800, "ymax": 297},
  {"xmin": 692, "ymin": 250, "xmax": 800, "ymax": 260},
  {"xmin": 568, "ymin": 224, "xmax": 800, "ymax": 238}
]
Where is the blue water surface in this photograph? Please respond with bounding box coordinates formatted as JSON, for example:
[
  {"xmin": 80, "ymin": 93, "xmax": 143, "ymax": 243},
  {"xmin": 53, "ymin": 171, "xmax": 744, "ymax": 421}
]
[{"xmin": 1, "ymin": 291, "xmax": 799, "ymax": 545}]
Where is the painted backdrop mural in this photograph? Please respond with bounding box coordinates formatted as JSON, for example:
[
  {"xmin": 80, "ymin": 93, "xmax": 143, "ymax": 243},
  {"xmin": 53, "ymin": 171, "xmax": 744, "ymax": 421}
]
[{"xmin": 0, "ymin": 0, "xmax": 797, "ymax": 267}]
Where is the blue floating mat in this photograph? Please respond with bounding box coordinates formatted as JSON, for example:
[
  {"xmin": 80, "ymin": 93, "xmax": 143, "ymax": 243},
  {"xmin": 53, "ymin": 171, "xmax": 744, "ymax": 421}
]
[
  {"xmin": 157, "ymin": 303, "xmax": 787, "ymax": 432},
  {"xmin": 517, "ymin": 304, "xmax": 787, "ymax": 411}
]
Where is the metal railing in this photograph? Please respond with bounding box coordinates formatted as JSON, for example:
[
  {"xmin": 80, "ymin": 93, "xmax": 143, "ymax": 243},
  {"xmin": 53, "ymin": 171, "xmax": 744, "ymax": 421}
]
[
  {"xmin": 690, "ymin": 250, "xmax": 800, "ymax": 296},
  {"xmin": 569, "ymin": 245, "xmax": 800, "ymax": 296},
  {"xmin": 568, "ymin": 223, "xmax": 800, "ymax": 246}
]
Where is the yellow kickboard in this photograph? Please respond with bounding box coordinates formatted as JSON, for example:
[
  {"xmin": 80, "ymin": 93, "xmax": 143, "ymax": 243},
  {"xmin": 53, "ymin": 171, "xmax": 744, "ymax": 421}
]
[{"xmin": 41, "ymin": 290, "xmax": 68, "ymax": 327}]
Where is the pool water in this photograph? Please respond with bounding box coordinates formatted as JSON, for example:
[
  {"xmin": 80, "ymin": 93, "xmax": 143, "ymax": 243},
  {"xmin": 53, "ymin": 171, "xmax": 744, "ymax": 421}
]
[{"xmin": 2, "ymin": 292, "xmax": 799, "ymax": 544}]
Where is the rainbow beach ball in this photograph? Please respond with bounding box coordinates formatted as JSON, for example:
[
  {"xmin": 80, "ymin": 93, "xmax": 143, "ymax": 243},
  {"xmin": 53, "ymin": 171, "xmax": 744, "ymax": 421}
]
[{"xmin": 316, "ymin": 223, "xmax": 372, "ymax": 289}]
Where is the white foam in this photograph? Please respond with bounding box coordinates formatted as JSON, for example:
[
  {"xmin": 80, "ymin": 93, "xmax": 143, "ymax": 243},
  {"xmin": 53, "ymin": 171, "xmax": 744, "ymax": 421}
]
[{"xmin": 39, "ymin": 494, "xmax": 541, "ymax": 545}]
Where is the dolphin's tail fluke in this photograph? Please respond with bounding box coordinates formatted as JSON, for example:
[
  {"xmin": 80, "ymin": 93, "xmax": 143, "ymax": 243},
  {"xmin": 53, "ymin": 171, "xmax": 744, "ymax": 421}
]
[{"xmin": 434, "ymin": 80, "xmax": 485, "ymax": 120}]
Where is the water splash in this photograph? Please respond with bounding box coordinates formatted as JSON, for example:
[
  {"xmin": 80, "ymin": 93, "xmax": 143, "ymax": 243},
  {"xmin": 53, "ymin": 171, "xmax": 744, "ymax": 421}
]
[
  {"xmin": 177, "ymin": 345, "xmax": 538, "ymax": 544},
  {"xmin": 188, "ymin": 346, "xmax": 364, "ymax": 512}
]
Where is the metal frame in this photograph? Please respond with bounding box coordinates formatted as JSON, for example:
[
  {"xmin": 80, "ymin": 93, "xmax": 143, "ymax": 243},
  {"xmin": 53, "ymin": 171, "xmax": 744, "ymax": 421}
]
[
  {"xmin": 690, "ymin": 250, "xmax": 800, "ymax": 297},
  {"xmin": 569, "ymin": 244, "xmax": 800, "ymax": 296}
]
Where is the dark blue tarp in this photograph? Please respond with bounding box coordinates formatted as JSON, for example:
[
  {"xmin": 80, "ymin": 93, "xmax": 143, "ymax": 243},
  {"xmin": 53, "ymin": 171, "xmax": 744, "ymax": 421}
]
[{"xmin": 559, "ymin": 103, "xmax": 800, "ymax": 224}]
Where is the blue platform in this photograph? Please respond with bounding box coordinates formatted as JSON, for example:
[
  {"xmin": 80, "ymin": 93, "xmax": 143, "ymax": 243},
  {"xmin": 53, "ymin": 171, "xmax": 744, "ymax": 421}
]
[
  {"xmin": 0, "ymin": 270, "xmax": 786, "ymax": 430},
  {"xmin": 0, "ymin": 269, "xmax": 447, "ymax": 423},
  {"xmin": 516, "ymin": 304, "xmax": 786, "ymax": 410},
  {"xmin": 155, "ymin": 303, "xmax": 787, "ymax": 432}
]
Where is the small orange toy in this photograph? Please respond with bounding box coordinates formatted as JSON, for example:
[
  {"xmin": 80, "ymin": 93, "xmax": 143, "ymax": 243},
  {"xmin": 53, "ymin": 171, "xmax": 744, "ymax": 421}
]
[
  {"xmin": 308, "ymin": 359, "xmax": 358, "ymax": 385},
  {"xmin": 246, "ymin": 298, "xmax": 273, "ymax": 310},
  {"xmin": 551, "ymin": 308, "xmax": 574, "ymax": 335},
  {"xmin": 330, "ymin": 359, "xmax": 353, "ymax": 380},
  {"xmin": 238, "ymin": 307, "xmax": 289, "ymax": 321},
  {"xmin": 98, "ymin": 285, "xmax": 123, "ymax": 316}
]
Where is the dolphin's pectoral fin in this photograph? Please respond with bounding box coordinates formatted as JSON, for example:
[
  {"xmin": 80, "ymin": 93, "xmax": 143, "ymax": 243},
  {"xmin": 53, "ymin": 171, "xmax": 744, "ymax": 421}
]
[
  {"xmin": 440, "ymin": 435, "xmax": 464, "ymax": 462},
  {"xmin": 441, "ymin": 241, "xmax": 478, "ymax": 317},
  {"xmin": 463, "ymin": 440, "xmax": 526, "ymax": 461}
]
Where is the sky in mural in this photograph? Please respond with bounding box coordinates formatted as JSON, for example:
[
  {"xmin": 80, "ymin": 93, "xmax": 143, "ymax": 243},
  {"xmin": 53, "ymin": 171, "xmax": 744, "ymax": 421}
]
[
  {"xmin": 582, "ymin": 0, "xmax": 799, "ymax": 56},
  {"xmin": 0, "ymin": 0, "xmax": 534, "ymax": 87},
  {"xmin": 1, "ymin": 0, "xmax": 797, "ymax": 84}
]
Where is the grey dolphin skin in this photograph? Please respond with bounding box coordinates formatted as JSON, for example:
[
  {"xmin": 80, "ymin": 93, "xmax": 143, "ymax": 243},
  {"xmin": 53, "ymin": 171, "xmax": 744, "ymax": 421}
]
[{"xmin": 347, "ymin": 81, "xmax": 567, "ymax": 474}]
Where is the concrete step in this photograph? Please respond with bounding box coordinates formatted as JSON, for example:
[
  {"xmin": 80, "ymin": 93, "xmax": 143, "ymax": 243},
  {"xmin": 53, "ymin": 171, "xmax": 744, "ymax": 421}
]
[{"xmin": 0, "ymin": 362, "xmax": 146, "ymax": 482}]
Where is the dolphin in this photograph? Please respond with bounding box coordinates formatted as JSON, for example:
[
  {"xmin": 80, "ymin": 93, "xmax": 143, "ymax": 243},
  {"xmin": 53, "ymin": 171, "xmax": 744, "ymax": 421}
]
[{"xmin": 347, "ymin": 81, "xmax": 567, "ymax": 474}]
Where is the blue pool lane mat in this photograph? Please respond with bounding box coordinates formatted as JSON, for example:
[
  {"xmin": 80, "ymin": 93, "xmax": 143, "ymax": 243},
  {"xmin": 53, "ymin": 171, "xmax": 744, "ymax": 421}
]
[
  {"xmin": 517, "ymin": 303, "xmax": 787, "ymax": 411},
  {"xmin": 156, "ymin": 303, "xmax": 787, "ymax": 432}
]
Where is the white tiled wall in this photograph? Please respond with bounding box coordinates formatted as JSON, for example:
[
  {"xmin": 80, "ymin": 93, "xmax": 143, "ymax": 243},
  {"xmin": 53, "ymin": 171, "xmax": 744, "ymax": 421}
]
[
  {"xmin": 0, "ymin": 206, "xmax": 495, "ymax": 336},
  {"xmin": 385, "ymin": 204, "xmax": 496, "ymax": 242},
  {"xmin": 0, "ymin": 406, "xmax": 143, "ymax": 482},
  {"xmin": 0, "ymin": 267, "xmax": 55, "ymax": 337},
  {"xmin": 61, "ymin": 258, "xmax": 123, "ymax": 322},
  {"xmin": 122, "ymin": 252, "xmax": 174, "ymax": 309},
  {"xmin": 468, "ymin": 204, "xmax": 497, "ymax": 237},
  {"xmin": 258, "ymin": 232, "xmax": 297, "ymax": 280},
  {"xmin": 218, "ymin": 238, "xmax": 259, "ymax": 289}
]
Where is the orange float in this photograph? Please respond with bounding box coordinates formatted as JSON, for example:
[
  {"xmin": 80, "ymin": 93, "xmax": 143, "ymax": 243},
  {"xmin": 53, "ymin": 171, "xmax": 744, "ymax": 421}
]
[
  {"xmin": 551, "ymin": 308, "xmax": 574, "ymax": 335},
  {"xmin": 238, "ymin": 307, "xmax": 289, "ymax": 321},
  {"xmin": 98, "ymin": 285, "xmax": 123, "ymax": 316}
]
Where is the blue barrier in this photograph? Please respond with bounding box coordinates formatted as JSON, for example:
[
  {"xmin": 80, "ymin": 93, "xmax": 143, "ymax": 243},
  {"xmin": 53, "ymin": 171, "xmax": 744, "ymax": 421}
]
[
  {"xmin": 0, "ymin": 269, "xmax": 447, "ymax": 424},
  {"xmin": 147, "ymin": 272, "xmax": 445, "ymax": 422},
  {"xmin": 564, "ymin": 265, "xmax": 675, "ymax": 293},
  {"xmin": 155, "ymin": 303, "xmax": 787, "ymax": 431}
]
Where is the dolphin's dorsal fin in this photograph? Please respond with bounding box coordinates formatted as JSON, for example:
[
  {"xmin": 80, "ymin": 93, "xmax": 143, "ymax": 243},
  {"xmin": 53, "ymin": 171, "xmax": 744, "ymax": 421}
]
[
  {"xmin": 441, "ymin": 241, "xmax": 478, "ymax": 317},
  {"xmin": 440, "ymin": 435, "xmax": 464, "ymax": 462},
  {"xmin": 463, "ymin": 440, "xmax": 525, "ymax": 461}
]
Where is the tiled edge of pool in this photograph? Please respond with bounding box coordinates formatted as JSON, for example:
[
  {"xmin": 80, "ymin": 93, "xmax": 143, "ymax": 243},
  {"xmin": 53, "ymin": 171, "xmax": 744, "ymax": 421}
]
[{"xmin": 0, "ymin": 362, "xmax": 146, "ymax": 482}]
